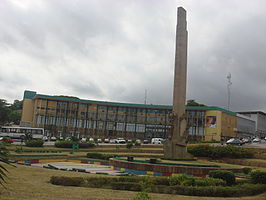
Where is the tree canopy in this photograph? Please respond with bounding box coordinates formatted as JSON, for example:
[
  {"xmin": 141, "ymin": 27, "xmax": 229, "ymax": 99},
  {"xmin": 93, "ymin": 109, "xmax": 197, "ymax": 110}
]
[
  {"xmin": 186, "ymin": 99, "xmax": 205, "ymax": 107},
  {"xmin": 0, "ymin": 99, "xmax": 22, "ymax": 125}
]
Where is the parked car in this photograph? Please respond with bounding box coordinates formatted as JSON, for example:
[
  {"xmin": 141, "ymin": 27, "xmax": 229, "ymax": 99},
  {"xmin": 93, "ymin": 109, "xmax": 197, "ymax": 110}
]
[
  {"xmin": 0, "ymin": 137, "xmax": 14, "ymax": 144},
  {"xmin": 151, "ymin": 138, "xmax": 163, "ymax": 144},
  {"xmin": 97, "ymin": 138, "xmax": 102, "ymax": 143},
  {"xmin": 110, "ymin": 139, "xmax": 116, "ymax": 144},
  {"xmin": 104, "ymin": 138, "xmax": 110, "ymax": 143},
  {"xmin": 135, "ymin": 139, "xmax": 141, "ymax": 144},
  {"xmin": 226, "ymin": 138, "xmax": 244, "ymax": 146},
  {"xmin": 116, "ymin": 138, "xmax": 126, "ymax": 144},
  {"xmin": 143, "ymin": 140, "xmax": 149, "ymax": 144},
  {"xmin": 88, "ymin": 138, "xmax": 95, "ymax": 142},
  {"xmin": 50, "ymin": 136, "xmax": 57, "ymax": 141},
  {"xmin": 253, "ymin": 137, "xmax": 261, "ymax": 143},
  {"xmin": 42, "ymin": 136, "xmax": 48, "ymax": 141},
  {"xmin": 81, "ymin": 138, "xmax": 87, "ymax": 143},
  {"xmin": 127, "ymin": 139, "xmax": 133, "ymax": 143},
  {"xmin": 241, "ymin": 138, "xmax": 251, "ymax": 144}
]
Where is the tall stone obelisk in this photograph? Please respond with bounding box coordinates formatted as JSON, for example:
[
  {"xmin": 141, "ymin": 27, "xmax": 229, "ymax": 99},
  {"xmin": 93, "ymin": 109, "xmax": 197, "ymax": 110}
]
[{"xmin": 163, "ymin": 7, "xmax": 192, "ymax": 159}]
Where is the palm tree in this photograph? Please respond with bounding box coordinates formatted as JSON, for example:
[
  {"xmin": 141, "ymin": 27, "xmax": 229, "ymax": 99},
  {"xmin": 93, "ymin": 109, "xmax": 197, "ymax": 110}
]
[{"xmin": 0, "ymin": 142, "xmax": 10, "ymax": 186}]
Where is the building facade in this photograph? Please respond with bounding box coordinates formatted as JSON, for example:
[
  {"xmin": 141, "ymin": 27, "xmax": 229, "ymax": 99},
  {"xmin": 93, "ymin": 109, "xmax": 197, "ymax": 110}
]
[
  {"xmin": 21, "ymin": 90, "xmax": 237, "ymax": 141},
  {"xmin": 237, "ymin": 111, "xmax": 266, "ymax": 138},
  {"xmin": 236, "ymin": 114, "xmax": 256, "ymax": 138}
]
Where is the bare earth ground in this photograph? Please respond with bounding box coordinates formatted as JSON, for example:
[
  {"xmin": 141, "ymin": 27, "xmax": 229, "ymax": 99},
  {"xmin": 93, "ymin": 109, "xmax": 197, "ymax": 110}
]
[{"xmin": 1, "ymin": 164, "xmax": 266, "ymax": 200}]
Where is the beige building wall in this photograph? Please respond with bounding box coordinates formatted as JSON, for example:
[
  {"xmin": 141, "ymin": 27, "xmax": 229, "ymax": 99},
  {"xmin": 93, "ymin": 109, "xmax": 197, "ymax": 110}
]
[
  {"xmin": 221, "ymin": 112, "xmax": 237, "ymax": 140},
  {"xmin": 204, "ymin": 110, "xmax": 237, "ymax": 141},
  {"xmin": 21, "ymin": 99, "xmax": 35, "ymax": 126},
  {"xmin": 204, "ymin": 110, "xmax": 221, "ymax": 141}
]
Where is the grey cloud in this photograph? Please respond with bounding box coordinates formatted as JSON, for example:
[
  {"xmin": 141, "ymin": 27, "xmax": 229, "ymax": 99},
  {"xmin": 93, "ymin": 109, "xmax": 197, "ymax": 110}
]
[{"xmin": 1, "ymin": 0, "xmax": 266, "ymax": 113}]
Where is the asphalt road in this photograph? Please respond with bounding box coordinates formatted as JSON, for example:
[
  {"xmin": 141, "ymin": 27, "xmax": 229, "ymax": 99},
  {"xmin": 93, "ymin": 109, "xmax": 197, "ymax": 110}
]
[
  {"xmin": 11, "ymin": 139, "xmax": 266, "ymax": 149},
  {"xmin": 243, "ymin": 139, "xmax": 266, "ymax": 148}
]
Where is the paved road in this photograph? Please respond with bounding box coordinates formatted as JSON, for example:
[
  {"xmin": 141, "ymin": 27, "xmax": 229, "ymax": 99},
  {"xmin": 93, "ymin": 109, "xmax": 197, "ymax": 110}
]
[
  {"xmin": 243, "ymin": 139, "xmax": 266, "ymax": 148},
  {"xmin": 11, "ymin": 139, "xmax": 266, "ymax": 149}
]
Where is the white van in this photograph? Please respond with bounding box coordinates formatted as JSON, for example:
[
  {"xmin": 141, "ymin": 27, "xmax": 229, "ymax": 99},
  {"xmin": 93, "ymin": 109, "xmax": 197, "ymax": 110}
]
[{"xmin": 151, "ymin": 138, "xmax": 163, "ymax": 144}]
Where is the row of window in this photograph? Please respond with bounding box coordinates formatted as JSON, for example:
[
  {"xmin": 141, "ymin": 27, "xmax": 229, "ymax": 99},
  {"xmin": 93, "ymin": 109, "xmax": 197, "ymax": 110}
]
[{"xmin": 37, "ymin": 100, "xmax": 170, "ymax": 114}]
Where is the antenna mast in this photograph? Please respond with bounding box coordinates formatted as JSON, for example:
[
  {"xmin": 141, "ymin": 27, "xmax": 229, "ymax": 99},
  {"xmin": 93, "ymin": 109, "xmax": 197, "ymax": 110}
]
[
  {"xmin": 144, "ymin": 89, "xmax": 147, "ymax": 104},
  {"xmin": 227, "ymin": 73, "xmax": 232, "ymax": 110}
]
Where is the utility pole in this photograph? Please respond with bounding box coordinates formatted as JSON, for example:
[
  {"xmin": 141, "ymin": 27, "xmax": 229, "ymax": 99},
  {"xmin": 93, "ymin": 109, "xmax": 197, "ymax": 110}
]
[{"xmin": 227, "ymin": 73, "xmax": 232, "ymax": 110}]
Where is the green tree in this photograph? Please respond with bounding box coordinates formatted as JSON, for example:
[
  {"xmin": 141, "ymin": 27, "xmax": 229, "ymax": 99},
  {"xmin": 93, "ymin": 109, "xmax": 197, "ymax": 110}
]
[
  {"xmin": 186, "ymin": 99, "xmax": 205, "ymax": 106},
  {"xmin": 0, "ymin": 99, "xmax": 22, "ymax": 125},
  {"xmin": 8, "ymin": 111, "xmax": 21, "ymax": 125},
  {"xmin": 9, "ymin": 100, "xmax": 23, "ymax": 111},
  {"xmin": 0, "ymin": 99, "xmax": 10, "ymax": 125}
]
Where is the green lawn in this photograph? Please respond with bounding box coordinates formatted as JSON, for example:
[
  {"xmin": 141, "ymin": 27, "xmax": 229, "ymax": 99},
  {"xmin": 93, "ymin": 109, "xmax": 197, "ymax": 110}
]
[{"xmin": 1, "ymin": 164, "xmax": 266, "ymax": 200}]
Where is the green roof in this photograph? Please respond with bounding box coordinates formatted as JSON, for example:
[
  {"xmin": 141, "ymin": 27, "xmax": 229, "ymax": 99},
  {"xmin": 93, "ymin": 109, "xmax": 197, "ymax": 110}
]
[
  {"xmin": 23, "ymin": 90, "xmax": 236, "ymax": 116},
  {"xmin": 23, "ymin": 90, "xmax": 37, "ymax": 99}
]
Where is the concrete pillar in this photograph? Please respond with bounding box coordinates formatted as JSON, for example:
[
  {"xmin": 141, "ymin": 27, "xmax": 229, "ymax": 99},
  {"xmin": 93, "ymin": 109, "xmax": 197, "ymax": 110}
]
[{"xmin": 163, "ymin": 7, "xmax": 192, "ymax": 159}]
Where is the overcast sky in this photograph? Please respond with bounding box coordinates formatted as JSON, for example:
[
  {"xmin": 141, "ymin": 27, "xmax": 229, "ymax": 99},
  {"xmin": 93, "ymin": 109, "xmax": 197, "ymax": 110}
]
[{"xmin": 0, "ymin": 0, "xmax": 266, "ymax": 112}]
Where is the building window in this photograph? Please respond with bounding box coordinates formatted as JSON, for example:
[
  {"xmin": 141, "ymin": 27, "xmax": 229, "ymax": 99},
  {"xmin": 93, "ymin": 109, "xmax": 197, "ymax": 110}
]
[
  {"xmin": 136, "ymin": 124, "xmax": 145, "ymax": 133},
  {"xmin": 116, "ymin": 123, "xmax": 125, "ymax": 131},
  {"xmin": 97, "ymin": 121, "xmax": 104, "ymax": 130},
  {"xmin": 126, "ymin": 123, "xmax": 135, "ymax": 132}
]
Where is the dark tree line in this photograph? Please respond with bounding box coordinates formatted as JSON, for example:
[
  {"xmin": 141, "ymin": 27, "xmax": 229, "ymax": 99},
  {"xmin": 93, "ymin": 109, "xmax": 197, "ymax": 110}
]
[{"xmin": 0, "ymin": 99, "xmax": 22, "ymax": 125}]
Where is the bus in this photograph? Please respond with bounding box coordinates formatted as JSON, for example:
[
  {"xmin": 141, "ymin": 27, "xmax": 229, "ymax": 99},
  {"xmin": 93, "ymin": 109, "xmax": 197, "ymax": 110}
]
[{"xmin": 0, "ymin": 126, "xmax": 44, "ymax": 139}]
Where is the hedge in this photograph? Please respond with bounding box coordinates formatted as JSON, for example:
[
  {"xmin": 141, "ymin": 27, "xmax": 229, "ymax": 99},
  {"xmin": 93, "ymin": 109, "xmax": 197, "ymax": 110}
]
[
  {"xmin": 50, "ymin": 176, "xmax": 84, "ymax": 186},
  {"xmin": 187, "ymin": 145, "xmax": 253, "ymax": 159},
  {"xmin": 86, "ymin": 152, "xmax": 118, "ymax": 160},
  {"xmin": 169, "ymin": 174, "xmax": 225, "ymax": 187},
  {"xmin": 25, "ymin": 139, "xmax": 44, "ymax": 147},
  {"xmin": 50, "ymin": 176, "xmax": 266, "ymax": 197},
  {"xmin": 250, "ymin": 171, "xmax": 266, "ymax": 184},
  {"xmin": 55, "ymin": 141, "xmax": 95, "ymax": 148},
  {"xmin": 111, "ymin": 182, "xmax": 141, "ymax": 191},
  {"xmin": 208, "ymin": 170, "xmax": 235, "ymax": 186}
]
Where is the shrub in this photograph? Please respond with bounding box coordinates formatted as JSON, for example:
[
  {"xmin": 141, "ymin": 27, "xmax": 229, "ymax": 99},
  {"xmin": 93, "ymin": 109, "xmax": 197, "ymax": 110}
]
[
  {"xmin": 169, "ymin": 174, "xmax": 194, "ymax": 186},
  {"xmin": 85, "ymin": 177, "xmax": 114, "ymax": 188},
  {"xmin": 55, "ymin": 141, "xmax": 95, "ymax": 148},
  {"xmin": 111, "ymin": 182, "xmax": 141, "ymax": 191},
  {"xmin": 25, "ymin": 139, "xmax": 44, "ymax": 147},
  {"xmin": 55, "ymin": 140, "xmax": 73, "ymax": 148},
  {"xmin": 50, "ymin": 176, "xmax": 84, "ymax": 186},
  {"xmin": 118, "ymin": 176, "xmax": 144, "ymax": 183},
  {"xmin": 242, "ymin": 167, "xmax": 252, "ymax": 174},
  {"xmin": 50, "ymin": 176, "xmax": 266, "ymax": 197},
  {"xmin": 194, "ymin": 177, "xmax": 226, "ymax": 186},
  {"xmin": 250, "ymin": 171, "xmax": 266, "ymax": 184},
  {"xmin": 133, "ymin": 191, "xmax": 151, "ymax": 200},
  {"xmin": 126, "ymin": 142, "xmax": 134, "ymax": 149},
  {"xmin": 152, "ymin": 177, "xmax": 170, "ymax": 186},
  {"xmin": 86, "ymin": 152, "xmax": 118, "ymax": 160},
  {"xmin": 208, "ymin": 170, "xmax": 235, "ymax": 186},
  {"xmin": 134, "ymin": 141, "xmax": 141, "ymax": 147},
  {"xmin": 188, "ymin": 145, "xmax": 253, "ymax": 159},
  {"xmin": 15, "ymin": 146, "xmax": 23, "ymax": 153},
  {"xmin": 168, "ymin": 174, "xmax": 225, "ymax": 187},
  {"xmin": 79, "ymin": 142, "xmax": 95, "ymax": 148}
]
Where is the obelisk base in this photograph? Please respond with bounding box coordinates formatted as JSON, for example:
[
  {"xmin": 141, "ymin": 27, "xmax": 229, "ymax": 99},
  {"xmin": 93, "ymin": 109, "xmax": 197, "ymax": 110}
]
[{"xmin": 163, "ymin": 140, "xmax": 193, "ymax": 159}]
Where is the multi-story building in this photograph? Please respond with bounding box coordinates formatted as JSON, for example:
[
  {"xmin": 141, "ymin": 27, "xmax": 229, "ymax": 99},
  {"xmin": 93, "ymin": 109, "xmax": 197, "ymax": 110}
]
[
  {"xmin": 236, "ymin": 114, "xmax": 256, "ymax": 138},
  {"xmin": 21, "ymin": 90, "xmax": 237, "ymax": 141},
  {"xmin": 237, "ymin": 111, "xmax": 266, "ymax": 138}
]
